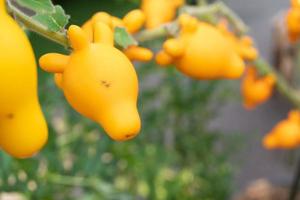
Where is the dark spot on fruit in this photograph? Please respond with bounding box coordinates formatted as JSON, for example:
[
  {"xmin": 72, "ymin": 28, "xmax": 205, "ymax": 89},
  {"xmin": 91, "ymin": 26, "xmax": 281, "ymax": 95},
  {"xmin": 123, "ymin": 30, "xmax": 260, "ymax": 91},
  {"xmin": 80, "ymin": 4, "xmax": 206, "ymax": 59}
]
[
  {"xmin": 100, "ymin": 80, "xmax": 111, "ymax": 88},
  {"xmin": 125, "ymin": 134, "xmax": 134, "ymax": 138},
  {"xmin": 6, "ymin": 113, "xmax": 14, "ymax": 119}
]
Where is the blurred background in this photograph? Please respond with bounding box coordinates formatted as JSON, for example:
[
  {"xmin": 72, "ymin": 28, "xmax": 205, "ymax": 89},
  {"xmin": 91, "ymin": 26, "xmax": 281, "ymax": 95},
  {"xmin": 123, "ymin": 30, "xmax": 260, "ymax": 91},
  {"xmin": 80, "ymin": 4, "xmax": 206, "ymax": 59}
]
[{"xmin": 0, "ymin": 0, "xmax": 297, "ymax": 199}]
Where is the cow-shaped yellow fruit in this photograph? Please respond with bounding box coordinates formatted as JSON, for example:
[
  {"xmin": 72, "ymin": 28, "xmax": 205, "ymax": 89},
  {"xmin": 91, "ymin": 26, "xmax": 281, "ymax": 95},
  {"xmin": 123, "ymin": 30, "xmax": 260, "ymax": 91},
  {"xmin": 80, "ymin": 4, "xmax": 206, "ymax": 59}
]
[
  {"xmin": 0, "ymin": 0, "xmax": 48, "ymax": 158},
  {"xmin": 263, "ymin": 110, "xmax": 300, "ymax": 149},
  {"xmin": 141, "ymin": 0, "xmax": 184, "ymax": 29},
  {"xmin": 155, "ymin": 14, "xmax": 245, "ymax": 80},
  {"xmin": 241, "ymin": 67, "xmax": 276, "ymax": 109},
  {"xmin": 39, "ymin": 23, "xmax": 141, "ymax": 141},
  {"xmin": 82, "ymin": 9, "xmax": 153, "ymax": 62}
]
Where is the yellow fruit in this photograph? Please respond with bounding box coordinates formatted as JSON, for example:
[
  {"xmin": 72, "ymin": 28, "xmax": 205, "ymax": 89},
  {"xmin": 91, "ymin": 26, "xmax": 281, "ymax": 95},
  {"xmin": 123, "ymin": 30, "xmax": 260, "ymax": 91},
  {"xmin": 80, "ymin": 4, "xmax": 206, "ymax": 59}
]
[
  {"xmin": 241, "ymin": 67, "xmax": 276, "ymax": 109},
  {"xmin": 122, "ymin": 9, "xmax": 146, "ymax": 34},
  {"xmin": 0, "ymin": 0, "xmax": 48, "ymax": 158},
  {"xmin": 39, "ymin": 23, "xmax": 141, "ymax": 141},
  {"xmin": 124, "ymin": 46, "xmax": 153, "ymax": 62},
  {"xmin": 263, "ymin": 110, "xmax": 300, "ymax": 149},
  {"xmin": 292, "ymin": 0, "xmax": 300, "ymax": 8},
  {"xmin": 155, "ymin": 14, "xmax": 245, "ymax": 80},
  {"xmin": 141, "ymin": 0, "xmax": 184, "ymax": 29},
  {"xmin": 217, "ymin": 21, "xmax": 258, "ymax": 61},
  {"xmin": 82, "ymin": 10, "xmax": 153, "ymax": 62},
  {"xmin": 286, "ymin": 8, "xmax": 300, "ymax": 42}
]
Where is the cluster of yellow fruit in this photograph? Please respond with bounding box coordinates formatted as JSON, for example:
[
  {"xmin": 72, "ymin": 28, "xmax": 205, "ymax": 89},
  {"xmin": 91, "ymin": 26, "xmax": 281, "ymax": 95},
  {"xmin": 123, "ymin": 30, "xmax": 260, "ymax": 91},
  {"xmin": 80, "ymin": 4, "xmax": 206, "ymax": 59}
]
[
  {"xmin": 152, "ymin": 13, "xmax": 275, "ymax": 110},
  {"xmin": 261, "ymin": 0, "xmax": 300, "ymax": 150},
  {"xmin": 286, "ymin": 0, "xmax": 300, "ymax": 42},
  {"xmin": 81, "ymin": 9, "xmax": 153, "ymax": 62},
  {"xmin": 263, "ymin": 110, "xmax": 300, "ymax": 149},
  {"xmin": 0, "ymin": 0, "xmax": 287, "ymax": 158}
]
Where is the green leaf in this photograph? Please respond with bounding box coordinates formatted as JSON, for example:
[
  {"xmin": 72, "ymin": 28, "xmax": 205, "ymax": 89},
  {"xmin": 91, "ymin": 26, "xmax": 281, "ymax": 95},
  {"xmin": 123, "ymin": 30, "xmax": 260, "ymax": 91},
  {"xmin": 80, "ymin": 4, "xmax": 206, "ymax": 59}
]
[
  {"xmin": 51, "ymin": 6, "xmax": 69, "ymax": 29},
  {"xmin": 32, "ymin": 5, "xmax": 70, "ymax": 32},
  {"xmin": 114, "ymin": 27, "xmax": 138, "ymax": 49},
  {"xmin": 16, "ymin": 0, "xmax": 54, "ymax": 13}
]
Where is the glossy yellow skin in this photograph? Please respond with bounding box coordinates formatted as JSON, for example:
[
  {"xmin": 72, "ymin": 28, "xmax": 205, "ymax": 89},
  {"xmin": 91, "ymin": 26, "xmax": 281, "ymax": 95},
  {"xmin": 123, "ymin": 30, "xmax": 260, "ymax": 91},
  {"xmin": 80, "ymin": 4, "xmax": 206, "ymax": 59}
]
[
  {"xmin": 218, "ymin": 21, "xmax": 258, "ymax": 61},
  {"xmin": 263, "ymin": 110, "xmax": 300, "ymax": 149},
  {"xmin": 82, "ymin": 9, "xmax": 153, "ymax": 62},
  {"xmin": 156, "ymin": 14, "xmax": 245, "ymax": 80},
  {"xmin": 39, "ymin": 23, "xmax": 141, "ymax": 141},
  {"xmin": 241, "ymin": 67, "xmax": 276, "ymax": 109},
  {"xmin": 141, "ymin": 0, "xmax": 184, "ymax": 29},
  {"xmin": 0, "ymin": 0, "xmax": 48, "ymax": 158}
]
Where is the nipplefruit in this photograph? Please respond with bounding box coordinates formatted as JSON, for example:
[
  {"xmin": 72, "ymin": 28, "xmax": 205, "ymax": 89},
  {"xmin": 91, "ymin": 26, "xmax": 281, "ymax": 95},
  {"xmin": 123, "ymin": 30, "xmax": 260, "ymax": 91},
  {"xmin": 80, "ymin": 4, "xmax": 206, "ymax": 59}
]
[
  {"xmin": 241, "ymin": 67, "xmax": 276, "ymax": 109},
  {"xmin": 155, "ymin": 14, "xmax": 245, "ymax": 80},
  {"xmin": 263, "ymin": 110, "xmax": 300, "ymax": 149},
  {"xmin": 286, "ymin": 0, "xmax": 300, "ymax": 42},
  {"xmin": 82, "ymin": 9, "xmax": 153, "ymax": 62},
  {"xmin": 141, "ymin": 0, "xmax": 184, "ymax": 29},
  {"xmin": 39, "ymin": 23, "xmax": 141, "ymax": 141},
  {"xmin": 0, "ymin": 0, "xmax": 48, "ymax": 158}
]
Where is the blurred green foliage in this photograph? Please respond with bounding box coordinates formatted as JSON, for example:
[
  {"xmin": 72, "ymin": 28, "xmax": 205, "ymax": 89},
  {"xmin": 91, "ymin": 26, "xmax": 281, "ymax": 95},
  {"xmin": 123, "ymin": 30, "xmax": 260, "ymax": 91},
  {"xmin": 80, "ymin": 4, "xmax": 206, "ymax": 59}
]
[{"xmin": 0, "ymin": 0, "xmax": 237, "ymax": 199}]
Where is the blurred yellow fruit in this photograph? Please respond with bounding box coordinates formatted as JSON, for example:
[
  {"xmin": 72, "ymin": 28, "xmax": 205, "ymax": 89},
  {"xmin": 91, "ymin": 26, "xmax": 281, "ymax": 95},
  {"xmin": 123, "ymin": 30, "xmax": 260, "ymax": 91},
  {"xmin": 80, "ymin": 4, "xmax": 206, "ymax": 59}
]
[
  {"xmin": 141, "ymin": 0, "xmax": 184, "ymax": 29},
  {"xmin": 241, "ymin": 67, "xmax": 276, "ymax": 109},
  {"xmin": 263, "ymin": 110, "xmax": 300, "ymax": 149},
  {"xmin": 156, "ymin": 14, "xmax": 245, "ymax": 80}
]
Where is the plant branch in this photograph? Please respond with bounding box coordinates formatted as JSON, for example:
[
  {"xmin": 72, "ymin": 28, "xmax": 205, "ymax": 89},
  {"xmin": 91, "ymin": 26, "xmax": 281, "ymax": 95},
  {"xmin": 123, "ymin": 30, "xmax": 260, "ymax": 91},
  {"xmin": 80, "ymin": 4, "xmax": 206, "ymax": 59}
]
[
  {"xmin": 254, "ymin": 58, "xmax": 300, "ymax": 109},
  {"xmin": 7, "ymin": 0, "xmax": 247, "ymax": 46},
  {"xmin": 134, "ymin": 23, "xmax": 177, "ymax": 42},
  {"xmin": 180, "ymin": 1, "xmax": 248, "ymax": 35},
  {"xmin": 6, "ymin": 1, "xmax": 69, "ymax": 47}
]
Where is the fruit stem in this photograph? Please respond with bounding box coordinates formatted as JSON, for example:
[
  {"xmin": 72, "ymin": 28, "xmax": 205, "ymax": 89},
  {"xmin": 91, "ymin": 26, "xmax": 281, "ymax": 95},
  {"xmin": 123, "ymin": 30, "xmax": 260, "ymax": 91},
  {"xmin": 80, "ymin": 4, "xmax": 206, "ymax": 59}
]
[
  {"xmin": 134, "ymin": 23, "xmax": 178, "ymax": 42},
  {"xmin": 254, "ymin": 58, "xmax": 300, "ymax": 109},
  {"xmin": 180, "ymin": 2, "xmax": 248, "ymax": 35},
  {"xmin": 6, "ymin": 1, "xmax": 69, "ymax": 48},
  {"xmin": 135, "ymin": 1, "xmax": 249, "ymax": 42}
]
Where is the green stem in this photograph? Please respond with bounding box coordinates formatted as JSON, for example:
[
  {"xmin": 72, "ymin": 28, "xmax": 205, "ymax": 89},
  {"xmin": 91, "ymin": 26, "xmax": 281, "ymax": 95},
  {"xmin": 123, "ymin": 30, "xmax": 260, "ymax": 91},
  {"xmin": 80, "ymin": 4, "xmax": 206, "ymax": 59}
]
[
  {"xmin": 254, "ymin": 58, "xmax": 300, "ymax": 109},
  {"xmin": 7, "ymin": 0, "xmax": 247, "ymax": 45},
  {"xmin": 134, "ymin": 23, "xmax": 177, "ymax": 42},
  {"xmin": 6, "ymin": 2, "xmax": 69, "ymax": 47},
  {"xmin": 180, "ymin": 2, "xmax": 248, "ymax": 35}
]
